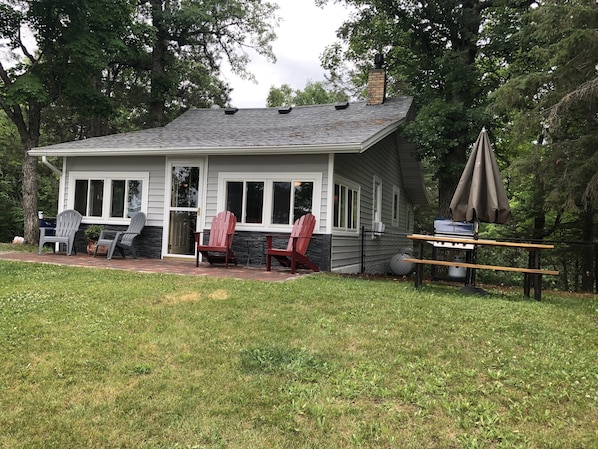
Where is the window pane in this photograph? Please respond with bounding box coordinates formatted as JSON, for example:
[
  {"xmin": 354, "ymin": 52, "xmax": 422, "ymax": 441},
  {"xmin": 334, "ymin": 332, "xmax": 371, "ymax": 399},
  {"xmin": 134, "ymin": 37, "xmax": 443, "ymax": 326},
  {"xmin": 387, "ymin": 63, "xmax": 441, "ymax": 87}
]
[
  {"xmin": 171, "ymin": 166, "xmax": 199, "ymax": 208},
  {"xmin": 127, "ymin": 180, "xmax": 143, "ymax": 217},
  {"xmin": 373, "ymin": 180, "xmax": 382, "ymax": 222},
  {"xmin": 347, "ymin": 189, "xmax": 353, "ymax": 229},
  {"xmin": 293, "ymin": 181, "xmax": 313, "ymax": 222},
  {"xmin": 339, "ymin": 186, "xmax": 346, "ymax": 227},
  {"xmin": 89, "ymin": 180, "xmax": 104, "ymax": 217},
  {"xmin": 245, "ymin": 182, "xmax": 264, "ymax": 223},
  {"xmin": 272, "ymin": 182, "xmax": 291, "ymax": 224},
  {"xmin": 168, "ymin": 211, "xmax": 197, "ymax": 255},
  {"xmin": 111, "ymin": 180, "xmax": 125, "ymax": 218},
  {"xmin": 74, "ymin": 180, "xmax": 88, "ymax": 216},
  {"xmin": 351, "ymin": 190, "xmax": 358, "ymax": 229},
  {"xmin": 333, "ymin": 184, "xmax": 340, "ymax": 227},
  {"xmin": 226, "ymin": 182, "xmax": 243, "ymax": 221}
]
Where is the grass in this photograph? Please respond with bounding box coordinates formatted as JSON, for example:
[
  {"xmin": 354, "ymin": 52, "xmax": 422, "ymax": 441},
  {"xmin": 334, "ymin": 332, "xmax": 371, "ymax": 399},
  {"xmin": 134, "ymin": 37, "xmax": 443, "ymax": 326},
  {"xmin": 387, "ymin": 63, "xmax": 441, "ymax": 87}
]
[{"xmin": 0, "ymin": 257, "xmax": 596, "ymax": 448}]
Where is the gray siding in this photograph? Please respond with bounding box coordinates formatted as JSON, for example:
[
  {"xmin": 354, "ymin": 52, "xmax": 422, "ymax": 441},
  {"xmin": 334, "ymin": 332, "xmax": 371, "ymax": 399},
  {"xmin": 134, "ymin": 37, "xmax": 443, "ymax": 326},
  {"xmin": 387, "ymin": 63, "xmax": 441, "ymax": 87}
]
[
  {"xmin": 64, "ymin": 156, "xmax": 166, "ymax": 227},
  {"xmin": 331, "ymin": 134, "xmax": 413, "ymax": 273}
]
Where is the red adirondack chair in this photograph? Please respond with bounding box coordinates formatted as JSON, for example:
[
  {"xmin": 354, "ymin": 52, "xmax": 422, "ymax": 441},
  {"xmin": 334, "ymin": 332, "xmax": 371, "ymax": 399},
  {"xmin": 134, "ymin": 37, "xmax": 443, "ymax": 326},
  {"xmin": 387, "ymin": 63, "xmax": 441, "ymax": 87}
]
[
  {"xmin": 195, "ymin": 211, "xmax": 237, "ymax": 268},
  {"xmin": 266, "ymin": 213, "xmax": 319, "ymax": 274}
]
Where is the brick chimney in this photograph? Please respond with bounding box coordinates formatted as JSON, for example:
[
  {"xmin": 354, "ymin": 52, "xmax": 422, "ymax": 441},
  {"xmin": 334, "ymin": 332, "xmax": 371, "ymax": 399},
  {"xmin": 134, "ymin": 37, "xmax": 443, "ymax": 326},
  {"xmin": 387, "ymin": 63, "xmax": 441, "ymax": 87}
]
[{"xmin": 366, "ymin": 54, "xmax": 386, "ymax": 105}]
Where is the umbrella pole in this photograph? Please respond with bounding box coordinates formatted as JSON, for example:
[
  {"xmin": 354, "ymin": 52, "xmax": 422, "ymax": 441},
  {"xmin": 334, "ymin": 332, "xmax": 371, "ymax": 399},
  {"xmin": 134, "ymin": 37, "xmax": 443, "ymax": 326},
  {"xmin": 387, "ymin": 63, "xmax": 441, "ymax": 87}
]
[
  {"xmin": 472, "ymin": 219, "xmax": 479, "ymax": 287},
  {"xmin": 461, "ymin": 219, "xmax": 488, "ymax": 295}
]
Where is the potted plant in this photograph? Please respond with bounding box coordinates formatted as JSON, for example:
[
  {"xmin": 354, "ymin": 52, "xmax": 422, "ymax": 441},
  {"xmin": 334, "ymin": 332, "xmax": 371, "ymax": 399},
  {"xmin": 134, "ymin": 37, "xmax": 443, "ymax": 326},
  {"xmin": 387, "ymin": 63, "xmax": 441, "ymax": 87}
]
[{"xmin": 84, "ymin": 224, "xmax": 106, "ymax": 255}]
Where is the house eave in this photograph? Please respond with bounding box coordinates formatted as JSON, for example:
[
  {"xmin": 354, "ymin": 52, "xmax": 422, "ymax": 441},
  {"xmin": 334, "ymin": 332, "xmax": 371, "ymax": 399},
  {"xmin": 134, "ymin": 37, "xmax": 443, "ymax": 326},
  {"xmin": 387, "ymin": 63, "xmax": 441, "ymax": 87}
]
[
  {"xmin": 360, "ymin": 120, "xmax": 403, "ymax": 153},
  {"xmin": 28, "ymin": 143, "xmax": 365, "ymax": 157}
]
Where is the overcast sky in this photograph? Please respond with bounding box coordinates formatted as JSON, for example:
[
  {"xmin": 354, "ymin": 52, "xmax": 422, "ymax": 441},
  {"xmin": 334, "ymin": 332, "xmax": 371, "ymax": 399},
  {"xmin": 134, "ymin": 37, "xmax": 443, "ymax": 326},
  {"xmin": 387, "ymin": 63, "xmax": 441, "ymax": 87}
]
[
  {"xmin": 0, "ymin": 0, "xmax": 352, "ymax": 110},
  {"xmin": 223, "ymin": 0, "xmax": 352, "ymax": 108}
]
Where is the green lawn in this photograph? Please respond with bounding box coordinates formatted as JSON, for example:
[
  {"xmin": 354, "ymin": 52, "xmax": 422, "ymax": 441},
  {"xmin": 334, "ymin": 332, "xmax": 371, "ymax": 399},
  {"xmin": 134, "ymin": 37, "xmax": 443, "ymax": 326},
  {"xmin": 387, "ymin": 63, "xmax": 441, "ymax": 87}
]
[{"xmin": 0, "ymin": 259, "xmax": 596, "ymax": 448}]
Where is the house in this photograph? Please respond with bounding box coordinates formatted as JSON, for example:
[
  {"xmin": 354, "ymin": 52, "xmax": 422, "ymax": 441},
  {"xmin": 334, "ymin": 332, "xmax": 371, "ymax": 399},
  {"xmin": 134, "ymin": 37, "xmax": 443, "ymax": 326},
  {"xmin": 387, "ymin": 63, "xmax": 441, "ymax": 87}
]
[{"xmin": 30, "ymin": 68, "xmax": 429, "ymax": 273}]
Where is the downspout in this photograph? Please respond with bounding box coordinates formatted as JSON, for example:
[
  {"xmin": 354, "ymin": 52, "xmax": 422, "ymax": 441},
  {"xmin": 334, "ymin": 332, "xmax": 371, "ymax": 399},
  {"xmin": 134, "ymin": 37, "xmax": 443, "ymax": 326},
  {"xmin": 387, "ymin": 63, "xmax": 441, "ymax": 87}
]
[{"xmin": 41, "ymin": 156, "xmax": 62, "ymax": 176}]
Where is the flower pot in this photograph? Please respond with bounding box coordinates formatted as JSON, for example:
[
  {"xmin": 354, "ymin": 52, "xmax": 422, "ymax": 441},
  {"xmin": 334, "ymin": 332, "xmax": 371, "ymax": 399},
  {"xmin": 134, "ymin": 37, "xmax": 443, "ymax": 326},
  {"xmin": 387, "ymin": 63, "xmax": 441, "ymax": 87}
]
[{"xmin": 87, "ymin": 239, "xmax": 108, "ymax": 256}]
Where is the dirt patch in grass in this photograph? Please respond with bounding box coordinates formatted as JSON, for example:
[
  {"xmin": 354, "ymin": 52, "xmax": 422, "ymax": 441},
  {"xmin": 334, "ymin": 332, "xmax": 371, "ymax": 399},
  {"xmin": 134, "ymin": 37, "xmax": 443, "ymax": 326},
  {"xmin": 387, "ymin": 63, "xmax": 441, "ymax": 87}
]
[
  {"xmin": 162, "ymin": 291, "xmax": 203, "ymax": 305},
  {"xmin": 208, "ymin": 289, "xmax": 229, "ymax": 301},
  {"xmin": 160, "ymin": 289, "xmax": 229, "ymax": 305}
]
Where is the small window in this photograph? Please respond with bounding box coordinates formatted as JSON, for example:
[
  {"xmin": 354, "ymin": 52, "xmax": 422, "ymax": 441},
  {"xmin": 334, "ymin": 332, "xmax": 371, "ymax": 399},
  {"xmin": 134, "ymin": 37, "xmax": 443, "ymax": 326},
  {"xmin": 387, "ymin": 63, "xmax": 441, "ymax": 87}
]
[
  {"xmin": 373, "ymin": 176, "xmax": 382, "ymax": 223},
  {"xmin": 334, "ymin": 178, "xmax": 359, "ymax": 232},
  {"xmin": 392, "ymin": 186, "xmax": 400, "ymax": 227}
]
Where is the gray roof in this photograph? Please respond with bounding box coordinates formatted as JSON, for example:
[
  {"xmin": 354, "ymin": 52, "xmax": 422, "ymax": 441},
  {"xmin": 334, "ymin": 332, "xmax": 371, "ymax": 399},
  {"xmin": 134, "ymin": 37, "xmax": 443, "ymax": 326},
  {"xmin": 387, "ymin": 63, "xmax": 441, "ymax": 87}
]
[{"xmin": 30, "ymin": 97, "xmax": 414, "ymax": 156}]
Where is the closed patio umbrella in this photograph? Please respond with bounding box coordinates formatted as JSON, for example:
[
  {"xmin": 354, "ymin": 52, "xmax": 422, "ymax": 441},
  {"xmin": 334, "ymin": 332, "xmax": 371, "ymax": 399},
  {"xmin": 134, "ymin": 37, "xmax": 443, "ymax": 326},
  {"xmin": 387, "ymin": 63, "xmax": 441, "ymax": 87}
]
[
  {"xmin": 449, "ymin": 127, "xmax": 511, "ymax": 293},
  {"xmin": 449, "ymin": 127, "xmax": 511, "ymax": 231}
]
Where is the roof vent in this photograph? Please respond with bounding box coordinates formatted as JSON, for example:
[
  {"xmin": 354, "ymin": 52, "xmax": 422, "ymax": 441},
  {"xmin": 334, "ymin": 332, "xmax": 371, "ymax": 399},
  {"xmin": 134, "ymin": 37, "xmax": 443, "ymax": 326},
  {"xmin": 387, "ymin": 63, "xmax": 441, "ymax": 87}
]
[
  {"xmin": 224, "ymin": 107, "xmax": 238, "ymax": 115},
  {"xmin": 278, "ymin": 106, "xmax": 292, "ymax": 114},
  {"xmin": 334, "ymin": 102, "xmax": 349, "ymax": 110}
]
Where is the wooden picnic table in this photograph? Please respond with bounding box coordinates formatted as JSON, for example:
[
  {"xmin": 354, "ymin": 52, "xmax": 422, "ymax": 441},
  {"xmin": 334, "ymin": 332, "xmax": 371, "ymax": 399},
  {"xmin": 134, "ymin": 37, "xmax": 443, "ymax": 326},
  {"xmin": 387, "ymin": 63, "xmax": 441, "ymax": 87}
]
[{"xmin": 404, "ymin": 234, "xmax": 559, "ymax": 301}]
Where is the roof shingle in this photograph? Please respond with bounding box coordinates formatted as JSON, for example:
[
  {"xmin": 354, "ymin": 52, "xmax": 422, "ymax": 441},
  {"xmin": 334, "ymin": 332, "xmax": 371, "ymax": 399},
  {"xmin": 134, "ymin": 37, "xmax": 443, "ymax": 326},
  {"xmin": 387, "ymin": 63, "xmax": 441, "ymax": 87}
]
[{"xmin": 30, "ymin": 98, "xmax": 413, "ymax": 156}]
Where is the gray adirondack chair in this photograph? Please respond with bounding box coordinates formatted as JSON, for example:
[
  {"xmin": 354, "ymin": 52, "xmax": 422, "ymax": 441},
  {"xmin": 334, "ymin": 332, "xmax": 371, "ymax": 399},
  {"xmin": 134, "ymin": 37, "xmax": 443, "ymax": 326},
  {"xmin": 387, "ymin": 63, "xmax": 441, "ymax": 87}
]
[
  {"xmin": 94, "ymin": 212, "xmax": 146, "ymax": 260},
  {"xmin": 38, "ymin": 209, "xmax": 82, "ymax": 256}
]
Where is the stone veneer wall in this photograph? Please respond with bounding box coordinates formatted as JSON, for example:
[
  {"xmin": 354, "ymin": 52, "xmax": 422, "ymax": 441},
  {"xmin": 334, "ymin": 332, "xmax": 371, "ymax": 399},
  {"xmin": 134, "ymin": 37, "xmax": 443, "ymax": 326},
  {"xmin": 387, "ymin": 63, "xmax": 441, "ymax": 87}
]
[
  {"xmin": 75, "ymin": 225, "xmax": 163, "ymax": 259},
  {"xmin": 75, "ymin": 226, "xmax": 332, "ymax": 271},
  {"xmin": 200, "ymin": 230, "xmax": 331, "ymax": 271}
]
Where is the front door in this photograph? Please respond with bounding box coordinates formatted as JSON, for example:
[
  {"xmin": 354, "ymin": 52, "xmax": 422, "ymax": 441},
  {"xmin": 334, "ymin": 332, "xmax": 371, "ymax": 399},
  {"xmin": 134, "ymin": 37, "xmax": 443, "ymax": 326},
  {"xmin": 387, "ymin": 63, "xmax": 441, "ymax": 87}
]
[{"xmin": 165, "ymin": 163, "xmax": 202, "ymax": 257}]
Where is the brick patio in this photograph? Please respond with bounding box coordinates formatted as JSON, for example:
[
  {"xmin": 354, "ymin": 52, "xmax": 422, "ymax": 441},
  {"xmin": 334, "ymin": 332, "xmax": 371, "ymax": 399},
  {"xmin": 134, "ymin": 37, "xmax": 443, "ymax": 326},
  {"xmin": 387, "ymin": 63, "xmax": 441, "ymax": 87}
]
[{"xmin": 0, "ymin": 251, "xmax": 316, "ymax": 282}]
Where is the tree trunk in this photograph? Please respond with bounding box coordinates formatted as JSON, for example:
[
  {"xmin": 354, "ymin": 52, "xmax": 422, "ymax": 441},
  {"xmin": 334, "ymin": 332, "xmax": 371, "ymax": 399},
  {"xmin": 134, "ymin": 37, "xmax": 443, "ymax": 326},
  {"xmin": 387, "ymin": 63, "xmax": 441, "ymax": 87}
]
[
  {"xmin": 437, "ymin": 142, "xmax": 467, "ymax": 218},
  {"xmin": 23, "ymin": 102, "xmax": 42, "ymax": 244},
  {"xmin": 580, "ymin": 204, "xmax": 594, "ymax": 292},
  {"xmin": 22, "ymin": 153, "xmax": 39, "ymax": 244},
  {"xmin": 149, "ymin": 0, "xmax": 168, "ymax": 128},
  {"xmin": 531, "ymin": 173, "xmax": 547, "ymax": 241},
  {"xmin": 438, "ymin": 177, "xmax": 458, "ymax": 219}
]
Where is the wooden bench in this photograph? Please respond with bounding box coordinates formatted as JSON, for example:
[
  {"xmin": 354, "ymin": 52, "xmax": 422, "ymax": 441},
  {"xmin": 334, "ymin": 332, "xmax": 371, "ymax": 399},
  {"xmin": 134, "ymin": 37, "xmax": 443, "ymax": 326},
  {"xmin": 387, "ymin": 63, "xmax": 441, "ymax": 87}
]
[
  {"xmin": 403, "ymin": 258, "xmax": 559, "ymax": 276},
  {"xmin": 406, "ymin": 234, "xmax": 559, "ymax": 300}
]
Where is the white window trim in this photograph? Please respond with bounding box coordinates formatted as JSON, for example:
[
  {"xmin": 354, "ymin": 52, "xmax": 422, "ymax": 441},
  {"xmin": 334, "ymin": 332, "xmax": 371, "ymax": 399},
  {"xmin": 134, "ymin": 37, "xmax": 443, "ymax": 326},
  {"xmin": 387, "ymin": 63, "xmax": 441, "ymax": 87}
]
[
  {"xmin": 68, "ymin": 171, "xmax": 150, "ymax": 224},
  {"xmin": 217, "ymin": 172, "xmax": 322, "ymax": 231},
  {"xmin": 333, "ymin": 175, "xmax": 360, "ymax": 235},
  {"xmin": 372, "ymin": 175, "xmax": 383, "ymax": 224},
  {"xmin": 392, "ymin": 185, "xmax": 400, "ymax": 228}
]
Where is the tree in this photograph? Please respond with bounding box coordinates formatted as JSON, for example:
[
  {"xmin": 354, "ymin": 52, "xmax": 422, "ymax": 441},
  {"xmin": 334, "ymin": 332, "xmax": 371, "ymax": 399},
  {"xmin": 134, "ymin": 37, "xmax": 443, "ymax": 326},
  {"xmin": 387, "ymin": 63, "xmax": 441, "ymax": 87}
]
[
  {"xmin": 266, "ymin": 80, "xmax": 348, "ymax": 107},
  {"xmin": 266, "ymin": 84, "xmax": 295, "ymax": 107},
  {"xmin": 0, "ymin": 0, "xmax": 136, "ymax": 243},
  {"xmin": 493, "ymin": 0, "xmax": 598, "ymax": 291},
  {"xmin": 138, "ymin": 0, "xmax": 279, "ymax": 127},
  {"xmin": 0, "ymin": 111, "xmax": 22, "ymax": 241},
  {"xmin": 318, "ymin": 0, "xmax": 534, "ymax": 215},
  {"xmin": 1, "ymin": 0, "xmax": 280, "ymax": 243}
]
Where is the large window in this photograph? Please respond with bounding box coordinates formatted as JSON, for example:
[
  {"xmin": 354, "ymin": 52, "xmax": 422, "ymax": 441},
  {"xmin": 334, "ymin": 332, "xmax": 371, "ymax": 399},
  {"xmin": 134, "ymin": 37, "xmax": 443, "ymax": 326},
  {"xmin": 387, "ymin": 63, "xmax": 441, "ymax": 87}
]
[
  {"xmin": 334, "ymin": 177, "xmax": 359, "ymax": 232},
  {"xmin": 69, "ymin": 172, "xmax": 149, "ymax": 222},
  {"xmin": 220, "ymin": 174, "xmax": 320, "ymax": 228}
]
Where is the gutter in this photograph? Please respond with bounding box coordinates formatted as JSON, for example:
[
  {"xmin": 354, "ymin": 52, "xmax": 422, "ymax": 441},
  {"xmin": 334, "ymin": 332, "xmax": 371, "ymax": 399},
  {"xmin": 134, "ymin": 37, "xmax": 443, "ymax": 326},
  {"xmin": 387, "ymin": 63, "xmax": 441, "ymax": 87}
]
[
  {"xmin": 41, "ymin": 156, "xmax": 62, "ymax": 176},
  {"xmin": 29, "ymin": 142, "xmax": 365, "ymax": 157}
]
